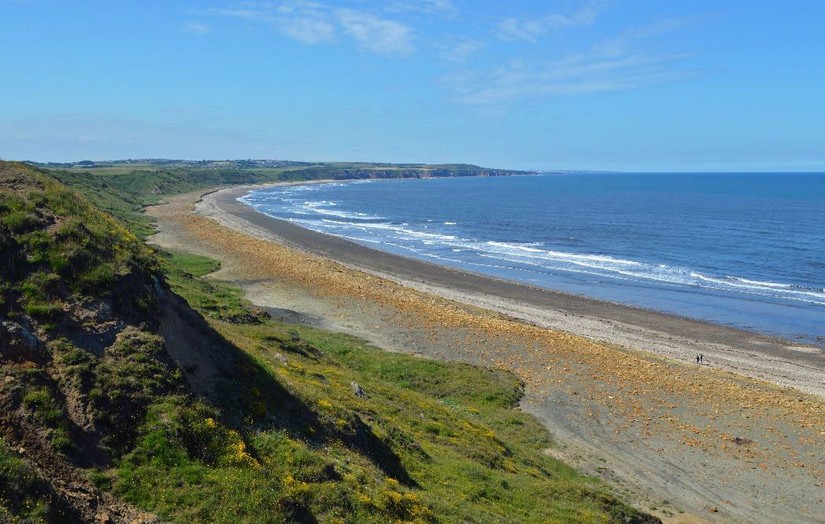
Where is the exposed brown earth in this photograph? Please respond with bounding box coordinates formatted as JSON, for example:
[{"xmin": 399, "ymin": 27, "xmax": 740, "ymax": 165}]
[{"xmin": 146, "ymin": 186, "xmax": 825, "ymax": 524}]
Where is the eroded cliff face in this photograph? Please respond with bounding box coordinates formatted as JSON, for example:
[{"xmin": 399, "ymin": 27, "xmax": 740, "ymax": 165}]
[
  {"xmin": 0, "ymin": 161, "xmax": 264, "ymax": 522},
  {"xmin": 0, "ymin": 162, "xmax": 174, "ymax": 521}
]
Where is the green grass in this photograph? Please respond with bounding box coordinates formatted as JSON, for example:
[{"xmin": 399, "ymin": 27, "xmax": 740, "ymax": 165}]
[
  {"xmin": 1, "ymin": 163, "xmax": 159, "ymax": 321},
  {"xmin": 0, "ymin": 438, "xmax": 67, "ymax": 522},
  {"xmin": 163, "ymin": 251, "xmax": 221, "ymax": 277},
  {"xmin": 162, "ymin": 260, "xmax": 256, "ymax": 324},
  {"xmin": 0, "ymin": 161, "xmax": 651, "ymax": 523},
  {"xmin": 21, "ymin": 387, "xmax": 75, "ymax": 454},
  {"xmin": 59, "ymin": 164, "xmax": 184, "ymax": 176},
  {"xmin": 47, "ymin": 165, "xmax": 311, "ymax": 239},
  {"xmin": 109, "ymin": 252, "xmax": 653, "ymax": 523},
  {"xmin": 22, "ymin": 388, "xmax": 64, "ymax": 425}
]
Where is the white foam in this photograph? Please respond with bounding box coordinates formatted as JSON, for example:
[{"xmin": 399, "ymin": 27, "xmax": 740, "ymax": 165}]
[
  {"xmin": 302, "ymin": 200, "xmax": 384, "ymax": 221},
  {"xmin": 240, "ymin": 188, "xmax": 825, "ymax": 307},
  {"xmin": 691, "ymin": 274, "xmax": 825, "ymax": 304}
]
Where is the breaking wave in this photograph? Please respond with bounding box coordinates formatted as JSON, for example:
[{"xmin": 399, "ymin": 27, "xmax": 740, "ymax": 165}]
[{"xmin": 239, "ymin": 184, "xmax": 825, "ymax": 307}]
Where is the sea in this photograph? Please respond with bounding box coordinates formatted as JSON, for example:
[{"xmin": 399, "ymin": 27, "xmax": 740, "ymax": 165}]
[{"xmin": 239, "ymin": 173, "xmax": 825, "ymax": 347}]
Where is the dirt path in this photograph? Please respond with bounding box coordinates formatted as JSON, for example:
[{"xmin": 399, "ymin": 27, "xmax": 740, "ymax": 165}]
[{"xmin": 147, "ymin": 189, "xmax": 825, "ymax": 524}]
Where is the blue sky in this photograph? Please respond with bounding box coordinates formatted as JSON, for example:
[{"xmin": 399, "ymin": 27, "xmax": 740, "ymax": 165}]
[{"xmin": 1, "ymin": 0, "xmax": 824, "ymax": 171}]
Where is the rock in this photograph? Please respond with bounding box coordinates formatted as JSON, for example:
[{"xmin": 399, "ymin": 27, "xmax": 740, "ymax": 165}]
[
  {"xmin": 70, "ymin": 299, "xmax": 113, "ymax": 323},
  {"xmin": 2, "ymin": 320, "xmax": 39, "ymax": 349},
  {"xmin": 0, "ymin": 319, "xmax": 46, "ymax": 363},
  {"xmin": 351, "ymin": 381, "xmax": 368, "ymax": 398}
]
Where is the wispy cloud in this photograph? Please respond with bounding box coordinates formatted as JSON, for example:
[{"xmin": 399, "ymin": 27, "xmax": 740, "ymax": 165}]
[
  {"xmin": 594, "ymin": 18, "xmax": 685, "ymax": 56},
  {"xmin": 449, "ymin": 54, "xmax": 693, "ymax": 105},
  {"xmin": 496, "ymin": 1, "xmax": 606, "ymax": 42},
  {"xmin": 182, "ymin": 22, "xmax": 210, "ymax": 35},
  {"xmin": 203, "ymin": 2, "xmax": 699, "ymax": 106},
  {"xmin": 447, "ymin": 20, "xmax": 698, "ymax": 105},
  {"xmin": 281, "ymin": 16, "xmax": 337, "ymax": 44},
  {"xmin": 337, "ymin": 9, "xmax": 414, "ymax": 55},
  {"xmin": 386, "ymin": 0, "xmax": 457, "ymax": 16},
  {"xmin": 440, "ymin": 38, "xmax": 485, "ymax": 63},
  {"xmin": 207, "ymin": 2, "xmax": 414, "ymax": 55}
]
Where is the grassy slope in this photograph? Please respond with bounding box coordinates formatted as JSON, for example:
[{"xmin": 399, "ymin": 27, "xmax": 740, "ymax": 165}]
[
  {"xmin": 0, "ymin": 162, "xmax": 176, "ymax": 521},
  {"xmin": 114, "ymin": 252, "xmax": 653, "ymax": 523},
  {"xmin": 0, "ymin": 161, "xmax": 657, "ymax": 522}
]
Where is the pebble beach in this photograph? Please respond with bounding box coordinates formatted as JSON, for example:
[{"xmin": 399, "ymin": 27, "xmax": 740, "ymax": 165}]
[{"xmin": 147, "ymin": 184, "xmax": 825, "ymax": 523}]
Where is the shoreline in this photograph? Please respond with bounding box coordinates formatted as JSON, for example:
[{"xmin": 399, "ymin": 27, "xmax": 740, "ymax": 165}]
[
  {"xmin": 147, "ymin": 184, "xmax": 825, "ymax": 523},
  {"xmin": 235, "ymin": 176, "xmax": 825, "ymax": 351},
  {"xmin": 207, "ymin": 184, "xmax": 825, "ymax": 399}
]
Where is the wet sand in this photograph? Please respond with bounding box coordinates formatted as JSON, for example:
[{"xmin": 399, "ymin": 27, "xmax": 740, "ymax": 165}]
[{"xmin": 147, "ymin": 185, "xmax": 825, "ymax": 524}]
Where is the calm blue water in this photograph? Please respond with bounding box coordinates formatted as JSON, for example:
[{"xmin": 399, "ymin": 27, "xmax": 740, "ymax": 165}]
[{"xmin": 240, "ymin": 173, "xmax": 825, "ymax": 346}]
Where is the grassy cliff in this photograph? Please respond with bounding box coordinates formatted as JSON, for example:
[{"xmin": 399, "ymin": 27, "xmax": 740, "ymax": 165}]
[{"xmin": 0, "ymin": 162, "xmax": 657, "ymax": 523}]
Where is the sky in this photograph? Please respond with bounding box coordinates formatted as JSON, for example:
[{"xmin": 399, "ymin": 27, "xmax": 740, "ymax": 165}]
[{"xmin": 1, "ymin": 0, "xmax": 825, "ymax": 172}]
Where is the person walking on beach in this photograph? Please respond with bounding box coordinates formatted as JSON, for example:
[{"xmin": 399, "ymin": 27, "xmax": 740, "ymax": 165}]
[
  {"xmin": 699, "ymin": 353, "xmax": 704, "ymax": 364},
  {"xmin": 696, "ymin": 354, "xmax": 701, "ymax": 364}
]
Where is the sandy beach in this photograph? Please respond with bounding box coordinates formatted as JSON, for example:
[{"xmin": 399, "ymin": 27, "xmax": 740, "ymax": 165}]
[{"xmin": 147, "ymin": 184, "xmax": 825, "ymax": 523}]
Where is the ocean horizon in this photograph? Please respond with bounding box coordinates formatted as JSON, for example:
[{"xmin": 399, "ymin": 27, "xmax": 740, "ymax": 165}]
[{"xmin": 239, "ymin": 172, "xmax": 825, "ymax": 348}]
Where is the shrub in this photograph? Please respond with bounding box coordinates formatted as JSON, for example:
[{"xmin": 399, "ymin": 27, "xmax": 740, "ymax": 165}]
[
  {"xmin": 21, "ymin": 271, "xmax": 62, "ymax": 300},
  {"xmin": 78, "ymin": 264, "xmax": 116, "ymax": 293},
  {"xmin": 130, "ymin": 400, "xmax": 259, "ymax": 469},
  {"xmin": 51, "ymin": 426, "xmax": 75, "ymax": 454},
  {"xmin": 22, "ymin": 388, "xmax": 63, "ymax": 425},
  {"xmin": 1, "ymin": 211, "xmax": 40, "ymax": 234},
  {"xmin": 53, "ymin": 340, "xmax": 96, "ymax": 391},
  {"xmin": 93, "ymin": 330, "xmax": 180, "ymax": 455},
  {"xmin": 23, "ymin": 300, "xmax": 62, "ymax": 320}
]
